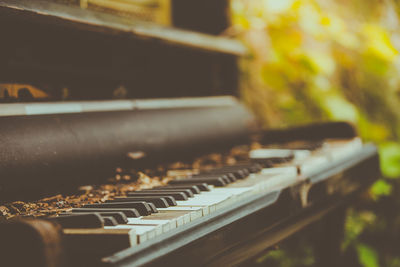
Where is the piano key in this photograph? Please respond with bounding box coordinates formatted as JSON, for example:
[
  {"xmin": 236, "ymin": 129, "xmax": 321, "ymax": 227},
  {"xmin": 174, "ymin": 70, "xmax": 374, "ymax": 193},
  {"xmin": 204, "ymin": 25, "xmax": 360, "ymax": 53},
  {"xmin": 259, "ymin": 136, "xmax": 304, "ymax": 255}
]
[
  {"xmin": 157, "ymin": 207, "xmax": 205, "ymax": 220},
  {"xmin": 228, "ymin": 166, "xmax": 298, "ymax": 193},
  {"xmin": 175, "ymin": 188, "xmax": 254, "ymax": 211},
  {"xmin": 192, "ymin": 173, "xmax": 236, "ymax": 183},
  {"xmin": 222, "ymin": 163, "xmax": 263, "ymax": 173},
  {"xmin": 292, "ymin": 150, "xmax": 312, "ymax": 160},
  {"xmin": 127, "ymin": 191, "xmax": 188, "ymax": 201},
  {"xmin": 105, "ymin": 224, "xmax": 161, "ymax": 243},
  {"xmin": 82, "ymin": 202, "xmax": 153, "ymax": 216},
  {"xmin": 206, "ymin": 168, "xmax": 249, "ymax": 179},
  {"xmin": 141, "ymin": 189, "xmax": 194, "ymax": 198},
  {"xmin": 127, "ymin": 218, "xmax": 175, "ymax": 233},
  {"xmin": 103, "ymin": 216, "xmax": 118, "ymax": 226},
  {"xmin": 70, "ymin": 208, "xmax": 140, "ymax": 218},
  {"xmin": 168, "ymin": 177, "xmax": 226, "ymax": 187},
  {"xmin": 147, "ymin": 203, "xmax": 158, "ymax": 213},
  {"xmin": 107, "ymin": 197, "xmax": 170, "ymax": 208},
  {"xmin": 63, "ymin": 228, "xmax": 137, "ymax": 254},
  {"xmin": 324, "ymin": 138, "xmax": 363, "ymax": 161},
  {"xmin": 116, "ymin": 196, "xmax": 175, "ymax": 206},
  {"xmin": 260, "ymin": 166, "xmax": 298, "ymax": 176},
  {"xmin": 154, "ymin": 185, "xmax": 201, "ymax": 194},
  {"xmin": 48, "ymin": 213, "xmax": 104, "ymax": 229},
  {"xmin": 175, "ymin": 197, "xmax": 228, "ymax": 212},
  {"xmin": 257, "ymin": 167, "xmax": 299, "ymax": 191},
  {"xmin": 196, "ymin": 174, "xmax": 233, "ymax": 183},
  {"xmin": 211, "ymin": 169, "xmax": 249, "ymax": 179},
  {"xmin": 140, "ymin": 211, "xmax": 191, "ymax": 227},
  {"xmin": 294, "ymin": 156, "xmax": 330, "ymax": 177},
  {"xmin": 249, "ymin": 149, "xmax": 295, "ymax": 163},
  {"xmin": 175, "ymin": 183, "xmax": 211, "ymax": 191},
  {"xmin": 60, "ymin": 211, "xmax": 128, "ymax": 224}
]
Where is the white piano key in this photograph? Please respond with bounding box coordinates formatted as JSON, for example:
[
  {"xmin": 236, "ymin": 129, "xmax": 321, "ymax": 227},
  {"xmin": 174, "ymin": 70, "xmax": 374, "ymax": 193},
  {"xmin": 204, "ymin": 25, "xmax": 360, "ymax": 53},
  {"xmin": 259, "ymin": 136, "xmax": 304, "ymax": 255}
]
[
  {"xmin": 176, "ymin": 195, "xmax": 228, "ymax": 206},
  {"xmin": 293, "ymin": 150, "xmax": 311, "ymax": 160},
  {"xmin": 157, "ymin": 207, "xmax": 203, "ymax": 221},
  {"xmin": 104, "ymin": 224, "xmax": 160, "ymax": 243},
  {"xmin": 227, "ymin": 167, "xmax": 296, "ymax": 193},
  {"xmin": 203, "ymin": 187, "xmax": 253, "ymax": 196},
  {"xmin": 325, "ymin": 138, "xmax": 363, "ymax": 161},
  {"xmin": 141, "ymin": 210, "xmax": 191, "ymax": 227},
  {"xmin": 249, "ymin": 167, "xmax": 299, "ymax": 192},
  {"xmin": 296, "ymin": 156, "xmax": 330, "ymax": 177},
  {"xmin": 261, "ymin": 166, "xmax": 297, "ymax": 176},
  {"xmin": 175, "ymin": 190, "xmax": 244, "ymax": 212},
  {"xmin": 249, "ymin": 149, "xmax": 293, "ymax": 159},
  {"xmin": 127, "ymin": 218, "xmax": 175, "ymax": 233}
]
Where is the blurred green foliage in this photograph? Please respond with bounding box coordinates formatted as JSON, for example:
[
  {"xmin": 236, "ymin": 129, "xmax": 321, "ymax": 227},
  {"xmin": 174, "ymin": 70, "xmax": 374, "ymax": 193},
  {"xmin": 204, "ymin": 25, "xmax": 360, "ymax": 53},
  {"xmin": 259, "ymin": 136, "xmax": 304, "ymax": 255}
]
[{"xmin": 231, "ymin": 0, "xmax": 400, "ymax": 266}]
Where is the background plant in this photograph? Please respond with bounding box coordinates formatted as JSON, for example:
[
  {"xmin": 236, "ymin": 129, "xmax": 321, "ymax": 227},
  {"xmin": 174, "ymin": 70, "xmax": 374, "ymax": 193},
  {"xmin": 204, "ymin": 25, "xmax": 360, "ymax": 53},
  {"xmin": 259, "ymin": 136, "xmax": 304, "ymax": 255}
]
[{"xmin": 231, "ymin": 0, "xmax": 400, "ymax": 266}]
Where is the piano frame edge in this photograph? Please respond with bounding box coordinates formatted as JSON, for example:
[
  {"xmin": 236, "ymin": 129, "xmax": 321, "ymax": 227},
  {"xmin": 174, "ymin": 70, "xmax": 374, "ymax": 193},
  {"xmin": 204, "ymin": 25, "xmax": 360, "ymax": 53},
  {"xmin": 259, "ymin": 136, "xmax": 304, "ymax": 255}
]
[{"xmin": 99, "ymin": 144, "xmax": 380, "ymax": 267}]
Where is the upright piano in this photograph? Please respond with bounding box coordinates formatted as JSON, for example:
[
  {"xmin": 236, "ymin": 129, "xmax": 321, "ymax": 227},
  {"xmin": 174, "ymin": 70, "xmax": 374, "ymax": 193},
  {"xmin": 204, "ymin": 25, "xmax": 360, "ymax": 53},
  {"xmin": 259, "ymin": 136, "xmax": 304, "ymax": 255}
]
[{"xmin": 0, "ymin": 1, "xmax": 380, "ymax": 267}]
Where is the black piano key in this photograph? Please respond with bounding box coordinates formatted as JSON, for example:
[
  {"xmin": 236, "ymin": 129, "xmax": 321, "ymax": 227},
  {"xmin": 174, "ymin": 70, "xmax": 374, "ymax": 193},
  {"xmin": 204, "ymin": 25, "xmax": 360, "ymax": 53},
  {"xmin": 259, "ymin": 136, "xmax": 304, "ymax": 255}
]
[
  {"xmin": 115, "ymin": 196, "xmax": 177, "ymax": 206},
  {"xmin": 83, "ymin": 202, "xmax": 152, "ymax": 216},
  {"xmin": 251, "ymin": 153, "xmax": 295, "ymax": 166},
  {"xmin": 246, "ymin": 164, "xmax": 263, "ymax": 173},
  {"xmin": 215, "ymin": 164, "xmax": 253, "ymax": 170},
  {"xmin": 221, "ymin": 164, "xmax": 261, "ymax": 173},
  {"xmin": 48, "ymin": 213, "xmax": 104, "ymax": 229},
  {"xmin": 141, "ymin": 189, "xmax": 194, "ymax": 198},
  {"xmin": 155, "ymin": 185, "xmax": 201, "ymax": 194},
  {"xmin": 70, "ymin": 208, "xmax": 140, "ymax": 218},
  {"xmin": 192, "ymin": 173, "xmax": 236, "ymax": 183},
  {"xmin": 127, "ymin": 191, "xmax": 188, "ymax": 201},
  {"xmin": 102, "ymin": 216, "xmax": 118, "ymax": 226},
  {"xmin": 59, "ymin": 211, "xmax": 129, "ymax": 224},
  {"xmin": 218, "ymin": 166, "xmax": 252, "ymax": 175},
  {"xmin": 107, "ymin": 197, "xmax": 170, "ymax": 208},
  {"xmin": 147, "ymin": 203, "xmax": 158, "ymax": 213},
  {"xmin": 178, "ymin": 183, "xmax": 210, "ymax": 191},
  {"xmin": 206, "ymin": 169, "xmax": 248, "ymax": 179},
  {"xmin": 168, "ymin": 178, "xmax": 226, "ymax": 187}
]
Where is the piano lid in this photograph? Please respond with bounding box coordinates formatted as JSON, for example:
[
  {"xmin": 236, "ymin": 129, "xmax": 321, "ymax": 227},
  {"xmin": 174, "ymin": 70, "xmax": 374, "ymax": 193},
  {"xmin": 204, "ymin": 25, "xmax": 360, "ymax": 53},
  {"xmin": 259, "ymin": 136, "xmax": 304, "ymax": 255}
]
[{"xmin": 0, "ymin": 0, "xmax": 247, "ymax": 56}]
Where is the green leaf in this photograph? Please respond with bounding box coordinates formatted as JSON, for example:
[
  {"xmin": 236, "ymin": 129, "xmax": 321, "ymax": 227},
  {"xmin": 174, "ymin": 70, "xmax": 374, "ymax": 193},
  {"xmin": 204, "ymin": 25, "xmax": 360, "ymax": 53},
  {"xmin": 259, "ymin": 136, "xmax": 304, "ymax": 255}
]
[
  {"xmin": 379, "ymin": 142, "xmax": 400, "ymax": 178},
  {"xmin": 357, "ymin": 243, "xmax": 380, "ymax": 267},
  {"xmin": 370, "ymin": 179, "xmax": 392, "ymax": 201}
]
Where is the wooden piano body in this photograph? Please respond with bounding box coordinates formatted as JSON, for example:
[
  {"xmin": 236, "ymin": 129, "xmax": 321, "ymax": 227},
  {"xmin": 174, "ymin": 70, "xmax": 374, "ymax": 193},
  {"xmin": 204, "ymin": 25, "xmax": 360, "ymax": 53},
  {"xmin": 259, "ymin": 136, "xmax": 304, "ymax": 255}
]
[{"xmin": 0, "ymin": 1, "xmax": 380, "ymax": 267}]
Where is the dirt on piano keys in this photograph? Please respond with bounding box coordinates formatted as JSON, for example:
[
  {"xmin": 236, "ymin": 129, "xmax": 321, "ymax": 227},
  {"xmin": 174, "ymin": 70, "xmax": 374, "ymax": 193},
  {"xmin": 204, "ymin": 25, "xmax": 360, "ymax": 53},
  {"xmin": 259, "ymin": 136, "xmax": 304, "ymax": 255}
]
[{"xmin": 0, "ymin": 144, "xmax": 253, "ymax": 220}]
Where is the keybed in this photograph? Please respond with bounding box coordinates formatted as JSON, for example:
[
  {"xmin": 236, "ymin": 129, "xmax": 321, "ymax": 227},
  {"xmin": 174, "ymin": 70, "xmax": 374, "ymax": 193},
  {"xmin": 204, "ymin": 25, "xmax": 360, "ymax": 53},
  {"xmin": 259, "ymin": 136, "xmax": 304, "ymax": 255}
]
[{"xmin": 53, "ymin": 138, "xmax": 367, "ymax": 250}]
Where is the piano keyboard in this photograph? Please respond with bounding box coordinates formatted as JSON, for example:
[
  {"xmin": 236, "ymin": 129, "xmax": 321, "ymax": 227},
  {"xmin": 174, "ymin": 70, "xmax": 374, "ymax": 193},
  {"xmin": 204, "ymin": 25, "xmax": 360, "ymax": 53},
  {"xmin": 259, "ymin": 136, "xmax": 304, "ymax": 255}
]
[{"xmin": 46, "ymin": 138, "xmax": 365, "ymax": 251}]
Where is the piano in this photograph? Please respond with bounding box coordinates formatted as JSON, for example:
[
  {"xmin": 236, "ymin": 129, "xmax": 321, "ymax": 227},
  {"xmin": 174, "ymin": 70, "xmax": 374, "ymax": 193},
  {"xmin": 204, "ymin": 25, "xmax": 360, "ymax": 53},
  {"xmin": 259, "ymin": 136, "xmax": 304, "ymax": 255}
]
[{"xmin": 0, "ymin": 1, "xmax": 380, "ymax": 267}]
